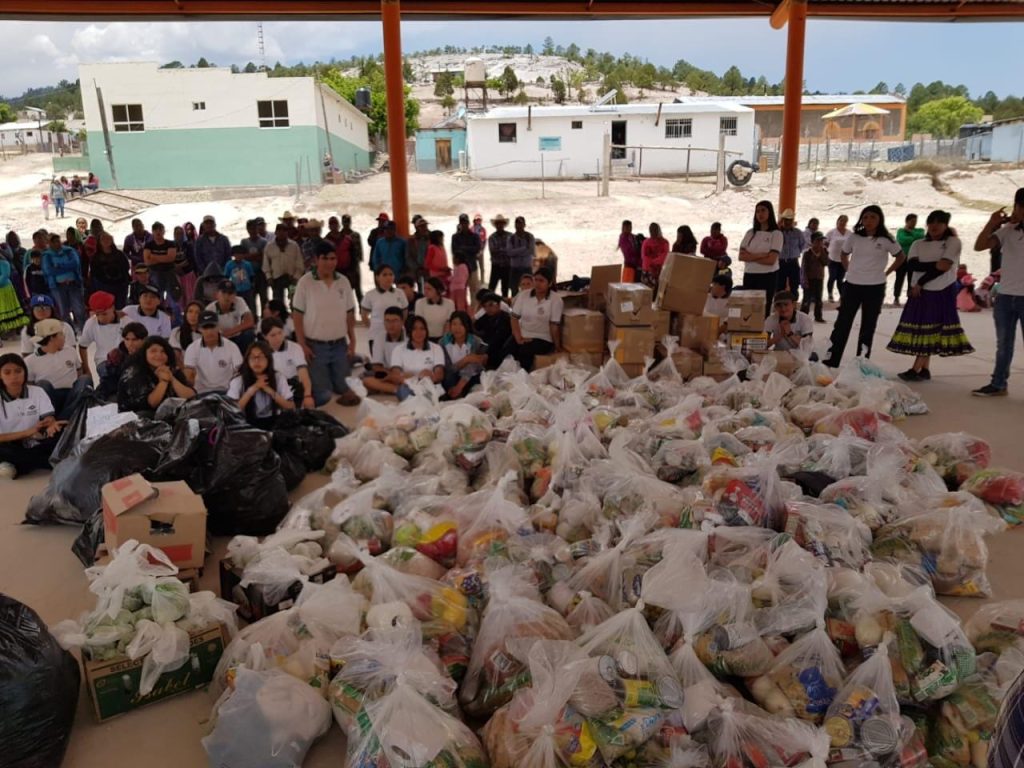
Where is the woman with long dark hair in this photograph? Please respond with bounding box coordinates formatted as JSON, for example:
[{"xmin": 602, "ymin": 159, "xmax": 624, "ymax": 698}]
[
  {"xmin": 89, "ymin": 231, "xmax": 131, "ymax": 309},
  {"xmin": 823, "ymin": 205, "xmax": 905, "ymax": 367},
  {"xmin": 672, "ymin": 225, "xmax": 698, "ymax": 256},
  {"xmin": 227, "ymin": 339, "xmax": 295, "ymax": 429},
  {"xmin": 0, "ymin": 352, "xmax": 65, "ymax": 478},
  {"xmin": 170, "ymin": 300, "xmax": 204, "ymax": 369},
  {"xmin": 117, "ymin": 336, "xmax": 195, "ymax": 413},
  {"xmin": 507, "ymin": 266, "xmax": 563, "ymax": 372},
  {"xmin": 389, "ymin": 315, "xmax": 446, "ymax": 401},
  {"xmin": 739, "ymin": 200, "xmax": 783, "ymax": 313},
  {"xmin": 441, "ymin": 310, "xmax": 487, "ymax": 400},
  {"xmin": 887, "ymin": 210, "xmax": 973, "ymax": 380}
]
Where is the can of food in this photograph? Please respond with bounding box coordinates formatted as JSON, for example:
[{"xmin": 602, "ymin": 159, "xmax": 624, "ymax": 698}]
[
  {"xmin": 655, "ymin": 675, "xmax": 684, "ymax": 709},
  {"xmin": 616, "ymin": 650, "xmax": 639, "ymax": 678},
  {"xmin": 594, "ymin": 654, "xmax": 619, "ymax": 684},
  {"xmin": 713, "ymin": 622, "xmax": 760, "ymax": 651},
  {"xmin": 825, "ymin": 715, "xmax": 855, "ymax": 747},
  {"xmin": 861, "ymin": 716, "xmax": 900, "ymax": 756},
  {"xmin": 834, "ymin": 684, "xmax": 880, "ymax": 723},
  {"xmin": 621, "ymin": 679, "xmax": 660, "ymax": 708}
]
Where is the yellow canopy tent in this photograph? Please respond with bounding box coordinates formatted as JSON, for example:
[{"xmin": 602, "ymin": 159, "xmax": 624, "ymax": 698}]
[{"xmin": 822, "ymin": 102, "xmax": 890, "ymax": 140}]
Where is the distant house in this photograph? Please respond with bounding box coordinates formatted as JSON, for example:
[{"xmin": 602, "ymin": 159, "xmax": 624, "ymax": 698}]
[
  {"xmin": 416, "ymin": 110, "xmax": 467, "ymax": 172},
  {"xmin": 0, "ymin": 121, "xmax": 70, "ymax": 153},
  {"xmin": 79, "ymin": 62, "xmax": 371, "ymax": 189},
  {"xmin": 465, "ymin": 99, "xmax": 755, "ymax": 180},
  {"xmin": 991, "ymin": 117, "xmax": 1024, "ymax": 163}
]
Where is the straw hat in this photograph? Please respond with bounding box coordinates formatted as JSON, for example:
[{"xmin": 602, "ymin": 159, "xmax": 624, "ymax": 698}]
[
  {"xmin": 279, "ymin": 210, "xmax": 296, "ymax": 221},
  {"xmin": 491, "ymin": 214, "xmax": 509, "ymax": 225}
]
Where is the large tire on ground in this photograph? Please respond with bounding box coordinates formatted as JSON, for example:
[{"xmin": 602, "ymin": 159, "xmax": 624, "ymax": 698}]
[{"xmin": 727, "ymin": 159, "xmax": 757, "ymax": 187}]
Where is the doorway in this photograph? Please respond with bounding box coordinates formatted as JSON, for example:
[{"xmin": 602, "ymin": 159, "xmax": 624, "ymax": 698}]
[
  {"xmin": 435, "ymin": 138, "xmax": 452, "ymax": 170},
  {"xmin": 611, "ymin": 120, "xmax": 626, "ymax": 160}
]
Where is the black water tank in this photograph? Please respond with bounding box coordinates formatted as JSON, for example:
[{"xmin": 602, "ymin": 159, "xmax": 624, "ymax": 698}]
[{"xmin": 355, "ymin": 87, "xmax": 371, "ymax": 111}]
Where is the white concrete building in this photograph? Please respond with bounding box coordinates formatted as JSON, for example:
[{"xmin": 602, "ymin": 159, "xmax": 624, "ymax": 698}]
[
  {"xmin": 78, "ymin": 62, "xmax": 371, "ymax": 189},
  {"xmin": 0, "ymin": 121, "xmax": 71, "ymax": 154},
  {"xmin": 465, "ymin": 100, "xmax": 754, "ymax": 180}
]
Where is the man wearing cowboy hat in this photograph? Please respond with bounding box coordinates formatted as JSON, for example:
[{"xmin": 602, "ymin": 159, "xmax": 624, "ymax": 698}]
[
  {"xmin": 777, "ymin": 208, "xmax": 803, "ymax": 306},
  {"xmin": 487, "ymin": 214, "xmax": 512, "ymax": 297},
  {"xmin": 367, "ymin": 212, "xmax": 390, "ymax": 252},
  {"xmin": 278, "ymin": 210, "xmax": 299, "ymax": 241}
]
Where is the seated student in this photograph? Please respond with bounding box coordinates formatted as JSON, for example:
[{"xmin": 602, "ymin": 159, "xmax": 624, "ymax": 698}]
[
  {"xmin": 396, "ymin": 274, "xmax": 423, "ymax": 309},
  {"xmin": 117, "ymin": 336, "xmax": 195, "ymax": 414},
  {"xmin": 389, "ymin": 315, "xmax": 445, "ymax": 401},
  {"xmin": 506, "ymin": 267, "xmax": 563, "ymax": 371},
  {"xmin": 415, "ymin": 277, "xmax": 455, "ymax": 342},
  {"xmin": 261, "ymin": 317, "xmax": 314, "ymax": 409},
  {"xmin": 207, "ymin": 279, "xmax": 255, "ymax": 352},
  {"xmin": 98, "ymin": 322, "xmax": 147, "ymax": 400},
  {"xmin": 262, "ymin": 299, "xmax": 294, "ymax": 339},
  {"xmin": 126, "ymin": 263, "xmax": 154, "ymax": 306},
  {"xmin": 21, "ymin": 294, "xmax": 76, "ymax": 355},
  {"xmin": 183, "ymin": 309, "xmax": 243, "ymax": 395},
  {"xmin": 78, "ymin": 290, "xmax": 122, "ymax": 376},
  {"xmin": 440, "ymin": 310, "xmax": 487, "ymax": 400},
  {"xmin": 122, "ymin": 284, "xmax": 172, "ymax": 338},
  {"xmin": 362, "ymin": 306, "xmax": 408, "ymax": 397},
  {"xmin": 517, "ymin": 272, "xmax": 534, "ymax": 295},
  {"xmin": 764, "ymin": 291, "xmax": 815, "ymax": 354},
  {"xmin": 227, "ymin": 339, "xmax": 295, "ymax": 429},
  {"xmin": 24, "ymin": 318, "xmax": 89, "ymax": 420},
  {"xmin": 703, "ymin": 274, "xmax": 732, "ymax": 324},
  {"xmin": 0, "ymin": 352, "xmax": 66, "ymax": 479},
  {"xmin": 473, "ymin": 288, "xmax": 510, "ymax": 320},
  {"xmin": 170, "ymin": 301, "xmax": 204, "ymax": 369},
  {"xmin": 362, "ymin": 264, "xmax": 408, "ymax": 353},
  {"xmin": 474, "ymin": 291, "xmax": 513, "ymax": 369}
]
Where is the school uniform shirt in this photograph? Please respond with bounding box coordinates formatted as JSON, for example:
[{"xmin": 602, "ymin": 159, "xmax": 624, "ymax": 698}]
[
  {"xmin": 909, "ymin": 237, "xmax": 961, "ymax": 292},
  {"xmin": 79, "ymin": 317, "xmax": 123, "ymax": 362},
  {"xmin": 183, "ymin": 337, "xmax": 243, "ymax": 393},
  {"xmin": 442, "ymin": 334, "xmax": 487, "ymax": 379},
  {"xmin": 826, "ymin": 228, "xmax": 850, "ymax": 263},
  {"xmin": 739, "ymin": 230, "xmax": 784, "ymax": 274},
  {"xmin": 227, "ymin": 371, "xmax": 293, "ymax": 419},
  {"xmin": 390, "ymin": 342, "xmax": 446, "ymax": 376},
  {"xmin": 370, "ymin": 334, "xmax": 406, "ymax": 367},
  {"xmin": 415, "ymin": 297, "xmax": 455, "ymax": 340},
  {"xmin": 512, "ymin": 290, "xmax": 564, "ymax": 343},
  {"xmin": 21, "ymin": 321, "xmax": 76, "ymax": 355},
  {"xmin": 361, "ymin": 287, "xmax": 408, "ymax": 348},
  {"xmin": 26, "ymin": 346, "xmax": 80, "ymax": 389},
  {"xmin": 0, "ymin": 385, "xmax": 54, "ymax": 434},
  {"xmin": 272, "ymin": 339, "xmax": 308, "ymax": 380},
  {"xmin": 291, "ymin": 271, "xmax": 356, "ymax": 342},
  {"xmin": 994, "ymin": 222, "xmax": 1024, "ymax": 297},
  {"xmin": 703, "ymin": 295, "xmax": 729, "ymax": 319},
  {"xmin": 206, "ymin": 297, "xmax": 252, "ymax": 334},
  {"xmin": 764, "ymin": 311, "xmax": 815, "ymax": 351},
  {"xmin": 169, "ymin": 326, "xmax": 197, "ymax": 351},
  {"xmin": 122, "ymin": 305, "xmax": 172, "ymax": 339},
  {"xmin": 842, "ymin": 233, "xmax": 903, "ymax": 286}
]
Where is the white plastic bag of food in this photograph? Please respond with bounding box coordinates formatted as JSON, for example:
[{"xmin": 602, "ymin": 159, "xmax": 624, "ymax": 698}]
[{"xmin": 755, "ymin": 619, "xmax": 845, "ymax": 723}]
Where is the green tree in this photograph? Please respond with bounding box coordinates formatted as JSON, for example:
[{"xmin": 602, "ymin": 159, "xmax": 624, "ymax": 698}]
[
  {"xmin": 499, "ymin": 65, "xmax": 519, "ymax": 99},
  {"xmin": 321, "ymin": 67, "xmax": 420, "ymax": 138},
  {"xmin": 894, "ymin": 83, "xmax": 906, "ymax": 97},
  {"xmin": 402, "ymin": 58, "xmax": 414, "ymax": 81},
  {"xmin": 976, "ymin": 90, "xmax": 1000, "ymax": 114},
  {"xmin": 524, "ymin": 44, "xmax": 534, "ymax": 55},
  {"xmin": 160, "ymin": 60, "xmax": 185, "ymax": 69},
  {"xmin": 550, "ymin": 77, "xmax": 567, "ymax": 104},
  {"xmin": 434, "ymin": 71, "xmax": 455, "ymax": 98},
  {"xmin": 0, "ymin": 103, "xmax": 15, "ymax": 123},
  {"xmin": 721, "ymin": 66, "xmax": 745, "ymax": 95},
  {"xmin": 45, "ymin": 119, "xmax": 66, "ymax": 133},
  {"xmin": 993, "ymin": 96, "xmax": 1024, "ymax": 122},
  {"xmin": 514, "ymin": 88, "xmax": 529, "ymax": 105},
  {"xmin": 196, "ymin": 57, "xmax": 211, "ymax": 68},
  {"xmin": 907, "ymin": 96, "xmax": 983, "ymax": 138},
  {"xmin": 243, "ymin": 62, "xmax": 258, "ymax": 74},
  {"xmin": 542, "ymin": 36, "xmax": 555, "ymax": 55},
  {"xmin": 601, "ymin": 75, "xmax": 627, "ymax": 105},
  {"xmin": 565, "ymin": 43, "xmax": 581, "ymax": 61},
  {"xmin": 869, "ymin": 81, "xmax": 889, "ymax": 95},
  {"xmin": 441, "ymin": 93, "xmax": 456, "ymax": 114}
]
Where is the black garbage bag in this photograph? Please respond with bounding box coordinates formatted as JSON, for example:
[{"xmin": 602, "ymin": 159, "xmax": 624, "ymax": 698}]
[
  {"xmin": 272, "ymin": 409, "xmax": 348, "ymax": 473},
  {"xmin": 277, "ymin": 448, "xmax": 307, "ymax": 491},
  {"xmin": 71, "ymin": 512, "xmax": 106, "ymax": 567},
  {"xmin": 204, "ymin": 443, "xmax": 290, "ymax": 536},
  {"xmin": 48, "ymin": 389, "xmax": 107, "ymax": 466},
  {"xmin": 0, "ymin": 594, "xmax": 80, "ymax": 768},
  {"xmin": 152, "ymin": 395, "xmax": 249, "ymax": 488},
  {"xmin": 24, "ymin": 420, "xmax": 173, "ymax": 526}
]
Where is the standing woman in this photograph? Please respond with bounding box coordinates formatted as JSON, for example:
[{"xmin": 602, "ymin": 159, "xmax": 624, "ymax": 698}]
[
  {"xmin": 227, "ymin": 339, "xmax": 295, "ymax": 429},
  {"xmin": 672, "ymin": 225, "xmax": 698, "ymax": 256},
  {"xmin": 823, "ymin": 205, "xmax": 904, "ymax": 367},
  {"xmin": 0, "ymin": 353, "xmax": 66, "ymax": 479},
  {"xmin": 90, "ymin": 231, "xmax": 131, "ymax": 309},
  {"xmin": 826, "ymin": 215, "xmax": 851, "ymax": 302},
  {"xmin": 0, "ymin": 252, "xmax": 28, "ymax": 337},
  {"xmin": 424, "ymin": 230, "xmax": 451, "ymax": 284},
  {"xmin": 640, "ymin": 223, "xmax": 669, "ymax": 289},
  {"xmin": 117, "ymin": 336, "xmax": 195, "ymax": 414},
  {"xmin": 887, "ymin": 210, "xmax": 973, "ymax": 380},
  {"xmin": 507, "ymin": 267, "xmax": 563, "ymax": 371},
  {"xmin": 738, "ymin": 200, "xmax": 783, "ymax": 314},
  {"xmin": 175, "ymin": 224, "xmax": 198, "ymax": 305}
]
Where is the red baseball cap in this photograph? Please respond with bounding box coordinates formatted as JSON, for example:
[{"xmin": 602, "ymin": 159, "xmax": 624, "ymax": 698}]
[
  {"xmin": 377, "ymin": 212, "xmax": 390, "ymax": 221},
  {"xmin": 88, "ymin": 291, "xmax": 115, "ymax": 311}
]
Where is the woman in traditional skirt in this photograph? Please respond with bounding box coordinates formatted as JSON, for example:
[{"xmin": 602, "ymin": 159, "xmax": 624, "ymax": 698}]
[
  {"xmin": 887, "ymin": 210, "xmax": 973, "ymax": 381},
  {"xmin": 0, "ymin": 253, "xmax": 28, "ymax": 338}
]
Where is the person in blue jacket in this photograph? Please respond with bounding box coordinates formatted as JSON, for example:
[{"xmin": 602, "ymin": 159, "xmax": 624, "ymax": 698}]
[
  {"xmin": 370, "ymin": 221, "xmax": 407, "ymax": 277},
  {"xmin": 41, "ymin": 231, "xmax": 85, "ymax": 330}
]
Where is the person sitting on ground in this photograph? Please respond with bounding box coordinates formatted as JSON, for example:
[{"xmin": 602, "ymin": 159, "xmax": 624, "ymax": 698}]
[
  {"xmin": 507, "ymin": 267, "xmax": 563, "ymax": 371},
  {"xmin": 261, "ymin": 317, "xmax": 314, "ymax": 409},
  {"xmin": 183, "ymin": 309, "xmax": 243, "ymax": 395},
  {"xmin": 98, "ymin": 322, "xmax": 148, "ymax": 400},
  {"xmin": 207, "ymin": 279, "xmax": 255, "ymax": 352},
  {"xmin": 362, "ymin": 264, "xmax": 408, "ymax": 355},
  {"xmin": 170, "ymin": 301, "xmax": 203, "ymax": 368},
  {"xmin": 85, "ymin": 172, "xmax": 100, "ymax": 192},
  {"xmin": 362, "ymin": 307, "xmax": 408, "ymax": 397},
  {"xmin": 22, "ymin": 294, "xmax": 76, "ymax": 355},
  {"xmin": 78, "ymin": 291, "xmax": 122, "ymax": 377},
  {"xmin": 396, "ymin": 274, "xmax": 423, "ymax": 309},
  {"xmin": 475, "ymin": 291, "xmax": 513, "ymax": 369},
  {"xmin": 24, "ymin": 318, "xmax": 89, "ymax": 420},
  {"xmin": 262, "ymin": 299, "xmax": 295, "ymax": 339},
  {"xmin": 764, "ymin": 291, "xmax": 815, "ymax": 354},
  {"xmin": 473, "ymin": 288, "xmax": 510, "ymax": 320},
  {"xmin": 703, "ymin": 274, "xmax": 733, "ymax": 324},
  {"xmin": 416, "ymin": 277, "xmax": 455, "ymax": 342},
  {"xmin": 0, "ymin": 352, "xmax": 66, "ymax": 479},
  {"xmin": 441, "ymin": 310, "xmax": 487, "ymax": 401},
  {"xmin": 227, "ymin": 338, "xmax": 295, "ymax": 429},
  {"xmin": 955, "ymin": 264, "xmax": 981, "ymax": 313},
  {"xmin": 122, "ymin": 283, "xmax": 172, "ymax": 339},
  {"xmin": 117, "ymin": 336, "xmax": 195, "ymax": 414},
  {"xmin": 389, "ymin": 315, "xmax": 446, "ymax": 401}
]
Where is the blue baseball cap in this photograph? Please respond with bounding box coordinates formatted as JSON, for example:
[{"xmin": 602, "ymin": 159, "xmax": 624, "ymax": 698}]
[{"xmin": 30, "ymin": 294, "xmax": 55, "ymax": 308}]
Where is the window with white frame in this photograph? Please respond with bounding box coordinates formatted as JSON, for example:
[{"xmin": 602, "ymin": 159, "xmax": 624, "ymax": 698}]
[
  {"xmin": 571, "ymin": 120, "xmax": 583, "ymax": 130},
  {"xmin": 665, "ymin": 118, "xmax": 692, "ymax": 139},
  {"xmin": 498, "ymin": 122, "xmax": 517, "ymax": 143},
  {"xmin": 257, "ymin": 100, "xmax": 290, "ymax": 128},
  {"xmin": 719, "ymin": 117, "xmax": 738, "ymax": 136},
  {"xmin": 192, "ymin": 101, "xmax": 206, "ymax": 111},
  {"xmin": 111, "ymin": 104, "xmax": 145, "ymax": 132}
]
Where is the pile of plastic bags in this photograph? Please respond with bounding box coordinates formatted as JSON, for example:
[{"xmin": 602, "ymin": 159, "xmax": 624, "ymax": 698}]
[{"xmin": 206, "ymin": 353, "xmax": 1023, "ymax": 766}]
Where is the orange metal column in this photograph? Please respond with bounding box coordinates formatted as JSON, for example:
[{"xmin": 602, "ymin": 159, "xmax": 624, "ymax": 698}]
[
  {"xmin": 382, "ymin": 0, "xmax": 410, "ymax": 237},
  {"xmin": 778, "ymin": 0, "xmax": 807, "ymax": 214}
]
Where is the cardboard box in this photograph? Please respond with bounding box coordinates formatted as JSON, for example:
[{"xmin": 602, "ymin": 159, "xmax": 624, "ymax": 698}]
[
  {"xmin": 84, "ymin": 622, "xmax": 228, "ymax": 722},
  {"xmin": 679, "ymin": 314, "xmax": 721, "ymax": 353},
  {"xmin": 220, "ymin": 559, "xmax": 337, "ymax": 623},
  {"xmin": 655, "ymin": 253, "xmax": 717, "ymax": 315},
  {"xmin": 533, "ymin": 353, "xmax": 568, "ymax": 370},
  {"xmin": 561, "ymin": 308, "xmax": 606, "ymax": 352},
  {"xmin": 670, "ymin": 348, "xmax": 704, "ymax": 380},
  {"xmin": 726, "ymin": 331, "xmax": 770, "ymax": 355},
  {"xmin": 606, "ymin": 321, "xmax": 655, "ymax": 365},
  {"xmin": 587, "ymin": 264, "xmax": 624, "ymax": 312},
  {"xmin": 702, "ymin": 349, "xmax": 732, "ymax": 381},
  {"xmin": 606, "ymin": 283, "xmax": 656, "ymax": 326},
  {"xmin": 557, "ymin": 290, "xmax": 588, "ymax": 310},
  {"xmin": 750, "ymin": 350, "xmax": 799, "ymax": 377},
  {"xmin": 726, "ymin": 290, "xmax": 767, "ymax": 332},
  {"xmin": 102, "ymin": 475, "xmax": 207, "ymax": 570},
  {"xmin": 565, "ymin": 350, "xmax": 605, "ymax": 368},
  {"xmin": 652, "ymin": 309, "xmax": 672, "ymax": 341}
]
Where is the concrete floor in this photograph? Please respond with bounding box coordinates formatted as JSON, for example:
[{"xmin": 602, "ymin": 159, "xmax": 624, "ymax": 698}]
[{"xmin": 2, "ymin": 304, "xmax": 1024, "ymax": 767}]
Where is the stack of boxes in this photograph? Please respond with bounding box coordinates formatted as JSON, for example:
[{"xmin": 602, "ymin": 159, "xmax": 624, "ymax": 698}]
[
  {"xmin": 561, "ymin": 307, "xmax": 606, "ymax": 368},
  {"xmin": 604, "ymin": 282, "xmax": 656, "ymax": 377}
]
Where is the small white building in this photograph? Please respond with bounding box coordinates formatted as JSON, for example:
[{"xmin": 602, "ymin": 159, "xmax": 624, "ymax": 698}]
[
  {"xmin": 465, "ymin": 99, "xmax": 755, "ymax": 180},
  {"xmin": 0, "ymin": 121, "xmax": 71, "ymax": 154}
]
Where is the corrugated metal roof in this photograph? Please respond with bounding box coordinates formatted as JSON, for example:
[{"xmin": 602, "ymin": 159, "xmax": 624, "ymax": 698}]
[
  {"xmin": 699, "ymin": 94, "xmax": 906, "ymax": 106},
  {"xmin": 470, "ymin": 100, "xmax": 753, "ymax": 121}
]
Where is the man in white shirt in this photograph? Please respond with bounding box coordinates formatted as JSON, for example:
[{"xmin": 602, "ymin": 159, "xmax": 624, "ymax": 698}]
[
  {"xmin": 78, "ymin": 290, "xmax": 122, "ymax": 375},
  {"xmin": 292, "ymin": 246, "xmax": 361, "ymax": 406},
  {"xmin": 363, "ymin": 306, "xmax": 407, "ymax": 396},
  {"xmin": 207, "ymin": 279, "xmax": 255, "ymax": 352},
  {"xmin": 121, "ymin": 285, "xmax": 172, "ymax": 339},
  {"xmin": 183, "ymin": 310, "xmax": 243, "ymax": 394},
  {"xmin": 25, "ymin": 318, "xmax": 89, "ymax": 419},
  {"xmin": 973, "ymin": 188, "xmax": 1024, "ymax": 397}
]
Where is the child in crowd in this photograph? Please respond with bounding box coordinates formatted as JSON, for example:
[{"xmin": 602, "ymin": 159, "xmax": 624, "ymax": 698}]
[
  {"xmin": 24, "ymin": 249, "xmax": 49, "ymax": 298},
  {"xmin": 955, "ymin": 264, "xmax": 981, "ymax": 313},
  {"xmin": 449, "ymin": 250, "xmax": 470, "ymax": 312},
  {"xmin": 764, "ymin": 291, "xmax": 815, "ymax": 354},
  {"xmin": 416, "ymin": 277, "xmax": 455, "ymax": 342},
  {"xmin": 227, "ymin": 339, "xmax": 294, "ymax": 429},
  {"xmin": 262, "ymin": 299, "xmax": 294, "ymax": 339},
  {"xmin": 517, "ymin": 273, "xmax": 534, "ymax": 294},
  {"xmin": 475, "ymin": 292, "xmax": 513, "ymax": 369},
  {"xmin": 206, "ymin": 279, "xmax": 255, "ymax": 352},
  {"xmin": 117, "ymin": 336, "xmax": 195, "ymax": 414},
  {"xmin": 473, "ymin": 288, "xmax": 511, "ymax": 320},
  {"xmin": 226, "ymin": 245, "xmax": 257, "ymax": 314},
  {"xmin": 440, "ymin": 310, "xmax": 487, "ymax": 400},
  {"xmin": 98, "ymin": 322, "xmax": 148, "ymax": 399},
  {"xmin": 261, "ymin": 317, "xmax": 313, "ymax": 409},
  {"xmin": 361, "ymin": 265, "xmax": 408, "ymax": 355},
  {"xmin": 183, "ymin": 309, "xmax": 243, "ymax": 395},
  {"xmin": 703, "ymin": 274, "xmax": 732, "ymax": 323},
  {"xmin": 78, "ymin": 291, "xmax": 122, "ymax": 375},
  {"xmin": 362, "ymin": 307, "xmax": 408, "ymax": 397},
  {"xmin": 800, "ymin": 231, "xmax": 829, "ymax": 322},
  {"xmin": 0, "ymin": 353, "xmax": 66, "ymax": 479},
  {"xmin": 396, "ymin": 275, "xmax": 423, "ymax": 309},
  {"xmin": 24, "ymin": 318, "xmax": 88, "ymax": 419}
]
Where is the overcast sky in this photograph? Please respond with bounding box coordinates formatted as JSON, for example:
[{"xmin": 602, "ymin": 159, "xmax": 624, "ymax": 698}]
[{"xmin": 0, "ymin": 18, "xmax": 1018, "ymax": 100}]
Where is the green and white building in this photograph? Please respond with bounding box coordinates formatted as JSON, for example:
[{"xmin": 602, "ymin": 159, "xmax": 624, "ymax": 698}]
[{"xmin": 79, "ymin": 62, "xmax": 372, "ymax": 189}]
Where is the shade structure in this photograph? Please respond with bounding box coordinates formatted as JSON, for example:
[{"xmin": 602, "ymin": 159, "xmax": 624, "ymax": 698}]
[{"xmin": 821, "ymin": 102, "xmax": 891, "ymax": 120}]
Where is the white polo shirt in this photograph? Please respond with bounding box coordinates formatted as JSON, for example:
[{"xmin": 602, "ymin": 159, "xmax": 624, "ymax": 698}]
[
  {"xmin": 206, "ymin": 297, "xmax": 252, "ymax": 334},
  {"xmin": 909, "ymin": 237, "xmax": 960, "ymax": 292},
  {"xmin": 292, "ymin": 271, "xmax": 356, "ymax": 342},
  {"xmin": 740, "ymin": 229, "xmax": 784, "ymax": 274},
  {"xmin": 415, "ymin": 297, "xmax": 455, "ymax": 339},
  {"xmin": 79, "ymin": 317, "xmax": 123, "ymax": 362},
  {"xmin": 512, "ymin": 290, "xmax": 564, "ymax": 343},
  {"xmin": 272, "ymin": 339, "xmax": 308, "ymax": 380},
  {"xmin": 390, "ymin": 342, "xmax": 446, "ymax": 375},
  {"xmin": 21, "ymin": 322, "xmax": 76, "ymax": 355},
  {"xmin": 362, "ymin": 287, "xmax": 408, "ymax": 342},
  {"xmin": 183, "ymin": 337, "xmax": 243, "ymax": 393},
  {"xmin": 26, "ymin": 346, "xmax": 80, "ymax": 389},
  {"xmin": 842, "ymin": 233, "xmax": 903, "ymax": 286},
  {"xmin": 826, "ymin": 228, "xmax": 850, "ymax": 263},
  {"xmin": 0, "ymin": 386, "xmax": 54, "ymax": 433},
  {"xmin": 227, "ymin": 371, "xmax": 293, "ymax": 419},
  {"xmin": 995, "ymin": 222, "xmax": 1024, "ymax": 297},
  {"xmin": 370, "ymin": 334, "xmax": 406, "ymax": 367},
  {"xmin": 122, "ymin": 305, "xmax": 172, "ymax": 339},
  {"xmin": 764, "ymin": 311, "xmax": 815, "ymax": 351}
]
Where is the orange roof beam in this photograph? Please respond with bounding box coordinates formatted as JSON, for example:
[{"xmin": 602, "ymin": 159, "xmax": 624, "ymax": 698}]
[
  {"xmin": 778, "ymin": 0, "xmax": 807, "ymax": 216},
  {"xmin": 381, "ymin": 0, "xmax": 410, "ymax": 239}
]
